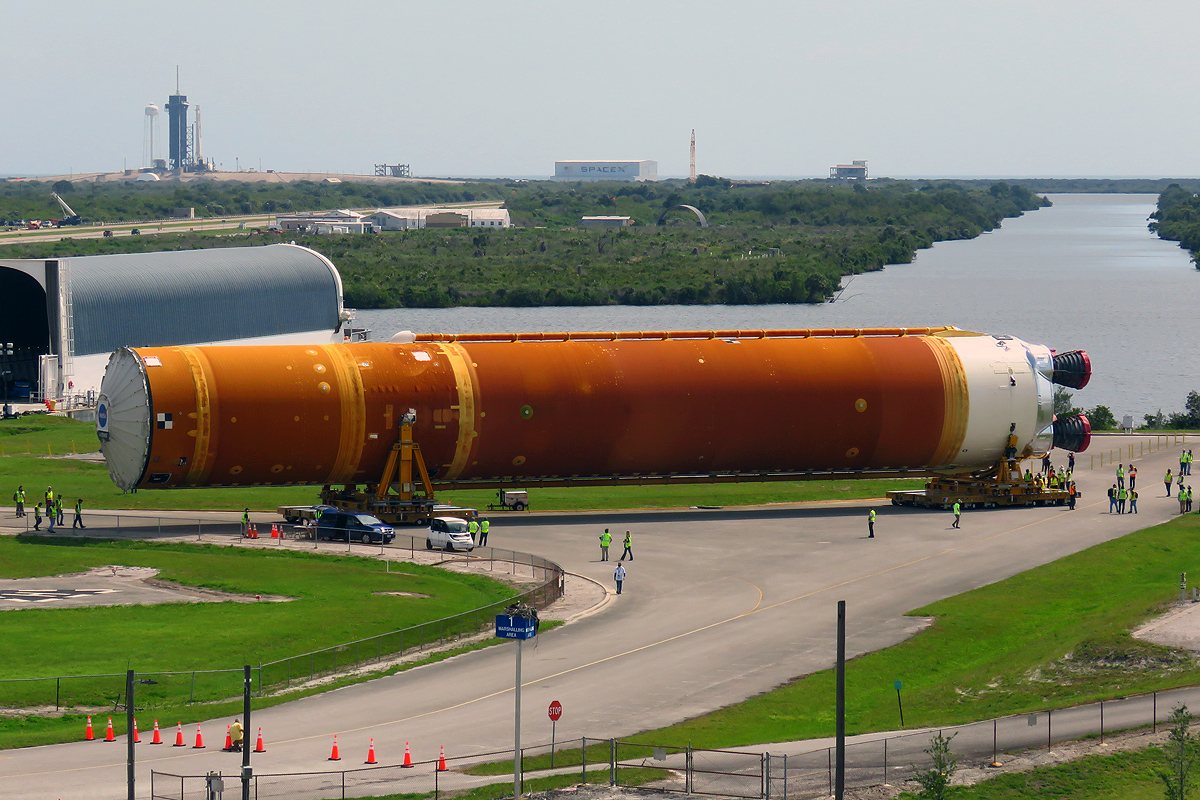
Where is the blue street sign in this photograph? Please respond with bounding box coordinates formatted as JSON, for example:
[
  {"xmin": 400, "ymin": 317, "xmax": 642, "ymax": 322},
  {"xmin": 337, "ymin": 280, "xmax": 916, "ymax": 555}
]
[
  {"xmin": 495, "ymin": 614, "xmax": 537, "ymax": 640},
  {"xmin": 894, "ymin": 681, "xmax": 902, "ymax": 691}
]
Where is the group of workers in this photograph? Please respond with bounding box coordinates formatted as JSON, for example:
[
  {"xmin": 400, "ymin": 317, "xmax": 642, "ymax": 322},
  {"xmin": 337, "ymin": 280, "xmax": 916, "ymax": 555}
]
[{"xmin": 12, "ymin": 485, "xmax": 84, "ymax": 530}]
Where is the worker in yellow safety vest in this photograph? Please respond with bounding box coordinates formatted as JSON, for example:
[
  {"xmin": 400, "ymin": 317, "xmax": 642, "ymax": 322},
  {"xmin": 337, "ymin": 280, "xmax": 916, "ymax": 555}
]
[
  {"xmin": 479, "ymin": 518, "xmax": 489, "ymax": 546},
  {"xmin": 468, "ymin": 518, "xmax": 479, "ymax": 543},
  {"xmin": 242, "ymin": 508, "xmax": 250, "ymax": 536}
]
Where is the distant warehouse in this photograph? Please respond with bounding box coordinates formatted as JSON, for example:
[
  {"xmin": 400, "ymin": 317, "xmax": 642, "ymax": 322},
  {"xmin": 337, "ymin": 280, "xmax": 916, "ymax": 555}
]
[
  {"xmin": 554, "ymin": 161, "xmax": 658, "ymax": 182},
  {"xmin": 0, "ymin": 244, "xmax": 352, "ymax": 401},
  {"xmin": 367, "ymin": 207, "xmax": 512, "ymax": 231}
]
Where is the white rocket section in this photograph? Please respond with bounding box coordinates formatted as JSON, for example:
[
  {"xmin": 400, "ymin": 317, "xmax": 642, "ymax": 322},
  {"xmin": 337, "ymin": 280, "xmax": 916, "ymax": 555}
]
[{"xmin": 949, "ymin": 334, "xmax": 1058, "ymax": 467}]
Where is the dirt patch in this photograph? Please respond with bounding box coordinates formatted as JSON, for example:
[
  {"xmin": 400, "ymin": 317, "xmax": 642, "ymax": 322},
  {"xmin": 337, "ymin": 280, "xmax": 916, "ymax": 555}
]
[
  {"xmin": 373, "ymin": 590, "xmax": 431, "ymax": 598},
  {"xmin": 0, "ymin": 566, "xmax": 292, "ymax": 611}
]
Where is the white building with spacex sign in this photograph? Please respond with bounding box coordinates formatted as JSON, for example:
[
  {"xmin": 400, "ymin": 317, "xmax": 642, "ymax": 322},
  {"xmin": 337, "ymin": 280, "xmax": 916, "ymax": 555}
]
[{"xmin": 553, "ymin": 160, "xmax": 658, "ymax": 182}]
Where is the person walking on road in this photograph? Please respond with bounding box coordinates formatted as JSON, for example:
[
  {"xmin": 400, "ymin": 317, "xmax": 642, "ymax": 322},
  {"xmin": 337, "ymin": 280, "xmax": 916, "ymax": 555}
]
[
  {"xmin": 54, "ymin": 495, "xmax": 63, "ymax": 525},
  {"xmin": 599, "ymin": 528, "xmax": 612, "ymax": 561},
  {"xmin": 1068, "ymin": 482, "xmax": 1077, "ymax": 510},
  {"xmin": 1068, "ymin": 452, "xmax": 1076, "ymax": 472},
  {"xmin": 1182, "ymin": 451, "xmax": 1189, "ymax": 477},
  {"xmin": 241, "ymin": 508, "xmax": 250, "ymax": 537},
  {"xmin": 619, "ymin": 530, "xmax": 633, "ymax": 561},
  {"xmin": 72, "ymin": 498, "xmax": 85, "ymax": 529},
  {"xmin": 46, "ymin": 501, "xmax": 55, "ymax": 533},
  {"xmin": 613, "ymin": 563, "xmax": 626, "ymax": 595},
  {"xmin": 1130, "ymin": 466, "xmax": 1137, "ymax": 490},
  {"xmin": 951, "ymin": 501, "xmax": 961, "ymax": 529},
  {"xmin": 32, "ymin": 502, "xmax": 42, "ymax": 531},
  {"xmin": 1129, "ymin": 488, "xmax": 1138, "ymax": 514},
  {"xmin": 468, "ymin": 518, "xmax": 479, "ymax": 544},
  {"xmin": 1180, "ymin": 486, "xmax": 1189, "ymax": 515},
  {"xmin": 1117, "ymin": 464, "xmax": 1125, "ymax": 490},
  {"xmin": 1108, "ymin": 484, "xmax": 1117, "ymax": 513},
  {"xmin": 478, "ymin": 518, "xmax": 489, "ymax": 547},
  {"xmin": 1189, "ymin": 485, "xmax": 1195, "ymax": 513},
  {"xmin": 868, "ymin": 508, "xmax": 876, "ymax": 538},
  {"xmin": 1117, "ymin": 486, "xmax": 1127, "ymax": 514},
  {"xmin": 14, "ymin": 485, "xmax": 24, "ymax": 517}
]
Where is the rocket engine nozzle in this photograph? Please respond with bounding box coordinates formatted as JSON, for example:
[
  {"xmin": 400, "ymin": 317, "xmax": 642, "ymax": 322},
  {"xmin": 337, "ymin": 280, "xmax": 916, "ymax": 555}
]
[
  {"xmin": 1053, "ymin": 414, "xmax": 1092, "ymax": 453},
  {"xmin": 1051, "ymin": 350, "xmax": 1091, "ymax": 390}
]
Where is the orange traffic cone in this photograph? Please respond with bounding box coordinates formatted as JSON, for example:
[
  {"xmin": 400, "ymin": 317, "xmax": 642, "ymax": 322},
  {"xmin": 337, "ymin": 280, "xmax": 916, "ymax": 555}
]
[
  {"xmin": 151, "ymin": 719, "xmax": 163, "ymax": 744},
  {"xmin": 402, "ymin": 741, "xmax": 413, "ymax": 768},
  {"xmin": 193, "ymin": 723, "xmax": 206, "ymax": 749},
  {"xmin": 329, "ymin": 734, "xmax": 341, "ymax": 761},
  {"xmin": 437, "ymin": 745, "xmax": 447, "ymax": 771},
  {"xmin": 365, "ymin": 738, "xmax": 377, "ymax": 764},
  {"xmin": 224, "ymin": 726, "xmax": 232, "ymax": 751},
  {"xmin": 254, "ymin": 728, "xmax": 265, "ymax": 752},
  {"xmin": 133, "ymin": 720, "xmax": 140, "ymax": 743},
  {"xmin": 104, "ymin": 718, "xmax": 115, "ymax": 742},
  {"xmin": 270, "ymin": 523, "xmax": 280, "ymax": 538},
  {"xmin": 85, "ymin": 715, "xmax": 94, "ymax": 741},
  {"xmin": 173, "ymin": 722, "xmax": 186, "ymax": 747}
]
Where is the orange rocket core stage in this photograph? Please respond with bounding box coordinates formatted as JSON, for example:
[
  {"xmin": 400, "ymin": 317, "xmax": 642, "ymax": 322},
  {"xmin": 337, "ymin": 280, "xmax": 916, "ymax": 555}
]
[{"xmin": 102, "ymin": 327, "xmax": 1004, "ymax": 492}]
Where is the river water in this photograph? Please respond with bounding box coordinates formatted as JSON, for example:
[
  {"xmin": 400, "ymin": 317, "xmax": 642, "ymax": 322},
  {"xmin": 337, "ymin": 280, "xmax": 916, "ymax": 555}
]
[{"xmin": 356, "ymin": 194, "xmax": 1198, "ymax": 419}]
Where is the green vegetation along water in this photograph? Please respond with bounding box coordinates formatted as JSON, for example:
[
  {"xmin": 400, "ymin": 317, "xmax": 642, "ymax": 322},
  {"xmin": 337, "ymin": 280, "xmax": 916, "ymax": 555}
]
[{"xmin": 0, "ymin": 178, "xmax": 1047, "ymax": 308}]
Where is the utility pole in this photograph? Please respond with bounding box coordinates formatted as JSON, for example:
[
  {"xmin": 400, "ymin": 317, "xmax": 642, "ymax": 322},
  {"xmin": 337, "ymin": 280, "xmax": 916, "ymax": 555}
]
[
  {"xmin": 126, "ymin": 670, "xmax": 135, "ymax": 800},
  {"xmin": 243, "ymin": 665, "xmax": 252, "ymax": 800},
  {"xmin": 835, "ymin": 601, "xmax": 846, "ymax": 800}
]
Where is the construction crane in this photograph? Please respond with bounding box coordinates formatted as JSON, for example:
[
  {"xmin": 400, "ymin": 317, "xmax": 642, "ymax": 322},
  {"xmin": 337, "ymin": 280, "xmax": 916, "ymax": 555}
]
[{"xmin": 51, "ymin": 192, "xmax": 82, "ymax": 226}]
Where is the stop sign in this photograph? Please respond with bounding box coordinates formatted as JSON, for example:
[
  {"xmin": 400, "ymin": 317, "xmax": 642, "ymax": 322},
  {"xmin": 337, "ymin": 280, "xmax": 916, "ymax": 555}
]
[{"xmin": 548, "ymin": 700, "xmax": 563, "ymax": 722}]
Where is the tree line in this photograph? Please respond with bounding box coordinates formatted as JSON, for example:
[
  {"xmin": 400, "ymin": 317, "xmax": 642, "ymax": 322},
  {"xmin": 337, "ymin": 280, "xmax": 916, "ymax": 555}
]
[
  {"xmin": 1151, "ymin": 184, "xmax": 1200, "ymax": 267},
  {"xmin": 1, "ymin": 179, "xmax": 1048, "ymax": 309}
]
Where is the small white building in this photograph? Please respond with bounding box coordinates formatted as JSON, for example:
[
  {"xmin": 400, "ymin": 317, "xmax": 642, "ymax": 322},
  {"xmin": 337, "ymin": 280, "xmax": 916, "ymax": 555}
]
[
  {"xmin": 554, "ymin": 161, "xmax": 657, "ymax": 182},
  {"xmin": 367, "ymin": 207, "xmax": 512, "ymax": 231},
  {"xmin": 580, "ymin": 216, "xmax": 634, "ymax": 227}
]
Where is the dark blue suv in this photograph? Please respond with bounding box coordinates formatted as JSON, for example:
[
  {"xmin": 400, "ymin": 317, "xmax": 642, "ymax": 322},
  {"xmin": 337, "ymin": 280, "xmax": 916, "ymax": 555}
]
[{"xmin": 313, "ymin": 507, "xmax": 396, "ymax": 544}]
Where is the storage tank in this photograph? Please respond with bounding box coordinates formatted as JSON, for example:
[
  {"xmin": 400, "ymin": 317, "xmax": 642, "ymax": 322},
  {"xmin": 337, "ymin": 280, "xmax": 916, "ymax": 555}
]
[{"xmin": 94, "ymin": 327, "xmax": 1090, "ymax": 492}]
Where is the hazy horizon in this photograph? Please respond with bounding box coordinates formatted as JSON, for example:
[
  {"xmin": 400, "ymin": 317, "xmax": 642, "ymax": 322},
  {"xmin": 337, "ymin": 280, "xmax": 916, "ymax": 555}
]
[{"xmin": 4, "ymin": 1, "xmax": 1198, "ymax": 179}]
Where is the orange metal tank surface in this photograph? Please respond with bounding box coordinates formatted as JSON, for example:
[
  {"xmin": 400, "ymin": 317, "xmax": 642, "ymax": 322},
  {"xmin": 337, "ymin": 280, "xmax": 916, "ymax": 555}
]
[{"xmin": 94, "ymin": 328, "xmax": 1091, "ymax": 492}]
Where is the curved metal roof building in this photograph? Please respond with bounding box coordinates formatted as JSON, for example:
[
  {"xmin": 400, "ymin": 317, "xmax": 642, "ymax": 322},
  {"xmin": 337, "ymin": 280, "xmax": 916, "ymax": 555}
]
[{"xmin": 0, "ymin": 244, "xmax": 347, "ymax": 399}]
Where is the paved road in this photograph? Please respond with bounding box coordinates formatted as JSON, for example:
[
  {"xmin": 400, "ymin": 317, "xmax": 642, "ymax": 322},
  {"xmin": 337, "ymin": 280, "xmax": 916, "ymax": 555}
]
[{"xmin": 0, "ymin": 434, "xmax": 1191, "ymax": 799}]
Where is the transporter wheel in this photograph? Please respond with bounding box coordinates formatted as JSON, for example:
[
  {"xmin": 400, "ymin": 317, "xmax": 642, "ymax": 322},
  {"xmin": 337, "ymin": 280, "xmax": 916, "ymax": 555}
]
[
  {"xmin": 513, "ymin": 501, "xmax": 526, "ymax": 511},
  {"xmin": 892, "ymin": 498, "xmax": 901, "ymax": 506},
  {"xmin": 361, "ymin": 533, "xmax": 371, "ymax": 544},
  {"xmin": 425, "ymin": 539, "xmax": 433, "ymax": 550}
]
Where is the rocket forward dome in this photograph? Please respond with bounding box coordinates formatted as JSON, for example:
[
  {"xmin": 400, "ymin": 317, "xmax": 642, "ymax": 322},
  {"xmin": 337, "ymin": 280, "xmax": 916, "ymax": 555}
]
[{"xmin": 96, "ymin": 349, "xmax": 153, "ymax": 492}]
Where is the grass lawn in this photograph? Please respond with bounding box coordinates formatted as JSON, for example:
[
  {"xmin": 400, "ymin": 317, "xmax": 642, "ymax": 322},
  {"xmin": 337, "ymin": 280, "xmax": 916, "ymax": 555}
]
[
  {"xmin": 0, "ymin": 416, "xmax": 921, "ymax": 513},
  {"xmin": 896, "ymin": 746, "xmax": 1168, "ymax": 799},
  {"xmin": 0, "ymin": 535, "xmax": 517, "ymax": 747}
]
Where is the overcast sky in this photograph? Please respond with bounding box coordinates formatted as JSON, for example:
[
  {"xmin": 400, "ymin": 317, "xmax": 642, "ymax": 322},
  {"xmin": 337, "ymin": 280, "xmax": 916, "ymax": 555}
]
[{"xmin": 3, "ymin": 0, "xmax": 1198, "ymax": 180}]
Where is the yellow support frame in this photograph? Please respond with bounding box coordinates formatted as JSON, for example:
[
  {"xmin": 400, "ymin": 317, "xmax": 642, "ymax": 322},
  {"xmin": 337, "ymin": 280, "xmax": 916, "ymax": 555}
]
[{"xmin": 375, "ymin": 422, "xmax": 435, "ymax": 502}]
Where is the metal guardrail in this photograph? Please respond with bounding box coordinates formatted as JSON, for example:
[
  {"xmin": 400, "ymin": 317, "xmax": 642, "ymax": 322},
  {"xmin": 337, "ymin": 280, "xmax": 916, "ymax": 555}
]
[{"xmin": 0, "ymin": 516, "xmax": 564, "ymax": 711}]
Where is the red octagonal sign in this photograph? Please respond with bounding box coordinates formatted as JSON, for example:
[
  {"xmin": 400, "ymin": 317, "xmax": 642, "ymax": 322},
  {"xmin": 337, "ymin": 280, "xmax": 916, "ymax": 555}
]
[{"xmin": 548, "ymin": 700, "xmax": 563, "ymax": 722}]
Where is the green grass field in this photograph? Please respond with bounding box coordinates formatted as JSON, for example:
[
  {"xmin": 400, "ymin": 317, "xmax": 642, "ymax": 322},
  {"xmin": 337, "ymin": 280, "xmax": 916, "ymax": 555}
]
[
  {"xmin": 897, "ymin": 746, "xmax": 1167, "ymax": 799},
  {"xmin": 0, "ymin": 535, "xmax": 517, "ymax": 747},
  {"xmin": 0, "ymin": 415, "xmax": 921, "ymax": 513}
]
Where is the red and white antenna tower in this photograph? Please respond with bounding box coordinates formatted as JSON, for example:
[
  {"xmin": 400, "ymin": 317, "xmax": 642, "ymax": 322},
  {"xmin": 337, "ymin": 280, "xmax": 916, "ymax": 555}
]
[{"xmin": 689, "ymin": 129, "xmax": 696, "ymax": 183}]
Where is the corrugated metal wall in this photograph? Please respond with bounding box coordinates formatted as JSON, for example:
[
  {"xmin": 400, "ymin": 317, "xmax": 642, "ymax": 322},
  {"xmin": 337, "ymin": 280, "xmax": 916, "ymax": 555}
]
[{"xmin": 67, "ymin": 244, "xmax": 341, "ymax": 355}]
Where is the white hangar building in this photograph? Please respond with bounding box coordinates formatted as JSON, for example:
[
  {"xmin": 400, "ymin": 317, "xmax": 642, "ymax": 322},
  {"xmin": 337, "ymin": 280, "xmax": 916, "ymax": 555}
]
[
  {"xmin": 553, "ymin": 160, "xmax": 658, "ymax": 182},
  {"xmin": 0, "ymin": 244, "xmax": 353, "ymax": 402}
]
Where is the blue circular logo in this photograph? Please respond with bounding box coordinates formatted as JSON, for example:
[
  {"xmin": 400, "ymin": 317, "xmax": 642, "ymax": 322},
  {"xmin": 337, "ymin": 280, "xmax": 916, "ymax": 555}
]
[{"xmin": 97, "ymin": 403, "xmax": 108, "ymax": 428}]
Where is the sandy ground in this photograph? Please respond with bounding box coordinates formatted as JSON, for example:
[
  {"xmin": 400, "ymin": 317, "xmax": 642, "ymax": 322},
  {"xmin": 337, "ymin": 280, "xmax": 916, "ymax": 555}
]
[{"xmin": 0, "ymin": 565, "xmax": 289, "ymax": 610}]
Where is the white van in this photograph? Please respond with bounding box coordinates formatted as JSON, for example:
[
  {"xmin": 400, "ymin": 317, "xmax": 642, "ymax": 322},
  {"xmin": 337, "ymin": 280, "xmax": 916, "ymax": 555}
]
[{"xmin": 426, "ymin": 516, "xmax": 474, "ymax": 552}]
